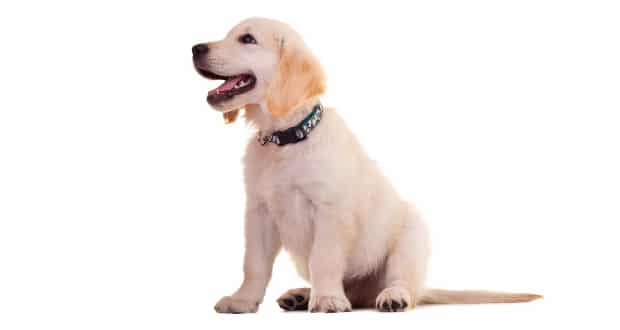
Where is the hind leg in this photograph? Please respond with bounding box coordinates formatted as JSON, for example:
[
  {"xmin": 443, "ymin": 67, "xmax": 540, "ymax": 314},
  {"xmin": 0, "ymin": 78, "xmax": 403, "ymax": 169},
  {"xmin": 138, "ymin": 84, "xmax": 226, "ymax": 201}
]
[{"xmin": 376, "ymin": 213, "xmax": 430, "ymax": 312}]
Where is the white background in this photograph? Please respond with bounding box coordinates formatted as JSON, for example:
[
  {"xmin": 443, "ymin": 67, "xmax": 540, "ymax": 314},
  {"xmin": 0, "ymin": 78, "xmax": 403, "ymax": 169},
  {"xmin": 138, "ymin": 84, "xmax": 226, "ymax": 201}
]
[{"xmin": 1, "ymin": 0, "xmax": 619, "ymax": 329}]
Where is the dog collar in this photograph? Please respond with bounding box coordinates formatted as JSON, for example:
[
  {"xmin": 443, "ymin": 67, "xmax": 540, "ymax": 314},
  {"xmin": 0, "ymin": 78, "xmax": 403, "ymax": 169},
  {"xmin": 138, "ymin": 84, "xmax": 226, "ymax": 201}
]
[{"xmin": 258, "ymin": 103, "xmax": 324, "ymax": 146}]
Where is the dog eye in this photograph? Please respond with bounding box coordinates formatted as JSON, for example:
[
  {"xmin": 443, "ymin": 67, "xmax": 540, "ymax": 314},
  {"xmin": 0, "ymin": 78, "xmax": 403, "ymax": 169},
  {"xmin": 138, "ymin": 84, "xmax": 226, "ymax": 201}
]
[{"xmin": 238, "ymin": 33, "xmax": 257, "ymax": 45}]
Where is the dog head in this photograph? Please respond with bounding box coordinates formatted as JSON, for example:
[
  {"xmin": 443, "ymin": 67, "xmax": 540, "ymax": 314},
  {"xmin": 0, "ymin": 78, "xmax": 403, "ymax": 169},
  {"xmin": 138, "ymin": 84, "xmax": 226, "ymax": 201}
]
[{"xmin": 192, "ymin": 17, "xmax": 326, "ymax": 123}]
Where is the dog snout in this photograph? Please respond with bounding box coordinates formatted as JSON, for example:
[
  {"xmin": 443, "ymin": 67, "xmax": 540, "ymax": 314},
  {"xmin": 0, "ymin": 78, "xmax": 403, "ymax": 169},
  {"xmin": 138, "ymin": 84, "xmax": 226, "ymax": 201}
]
[{"xmin": 192, "ymin": 43, "xmax": 209, "ymax": 59}]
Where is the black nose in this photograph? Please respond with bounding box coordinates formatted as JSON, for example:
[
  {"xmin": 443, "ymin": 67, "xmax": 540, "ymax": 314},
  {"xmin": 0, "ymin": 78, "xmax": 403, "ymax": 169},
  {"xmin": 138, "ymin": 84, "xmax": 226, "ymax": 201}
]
[{"xmin": 192, "ymin": 44, "xmax": 209, "ymax": 59}]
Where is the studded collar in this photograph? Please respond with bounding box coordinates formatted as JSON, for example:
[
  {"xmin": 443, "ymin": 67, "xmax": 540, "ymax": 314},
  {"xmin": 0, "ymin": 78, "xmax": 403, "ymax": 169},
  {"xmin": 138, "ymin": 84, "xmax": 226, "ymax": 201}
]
[{"xmin": 258, "ymin": 103, "xmax": 324, "ymax": 147}]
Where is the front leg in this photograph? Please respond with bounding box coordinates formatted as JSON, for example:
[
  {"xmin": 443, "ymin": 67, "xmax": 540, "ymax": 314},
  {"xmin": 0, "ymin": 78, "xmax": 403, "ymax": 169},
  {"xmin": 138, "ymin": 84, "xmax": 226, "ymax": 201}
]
[
  {"xmin": 214, "ymin": 203, "xmax": 280, "ymax": 313},
  {"xmin": 308, "ymin": 207, "xmax": 353, "ymax": 313}
]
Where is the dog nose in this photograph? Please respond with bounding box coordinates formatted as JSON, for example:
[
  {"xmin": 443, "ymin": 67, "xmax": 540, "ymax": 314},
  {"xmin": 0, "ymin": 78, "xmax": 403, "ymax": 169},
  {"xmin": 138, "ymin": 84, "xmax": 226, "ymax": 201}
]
[{"xmin": 192, "ymin": 44, "xmax": 209, "ymax": 59}]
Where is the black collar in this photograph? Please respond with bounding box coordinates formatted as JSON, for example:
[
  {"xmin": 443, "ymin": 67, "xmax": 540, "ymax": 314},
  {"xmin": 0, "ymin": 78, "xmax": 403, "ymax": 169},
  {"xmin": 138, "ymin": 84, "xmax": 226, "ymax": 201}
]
[{"xmin": 258, "ymin": 103, "xmax": 324, "ymax": 147}]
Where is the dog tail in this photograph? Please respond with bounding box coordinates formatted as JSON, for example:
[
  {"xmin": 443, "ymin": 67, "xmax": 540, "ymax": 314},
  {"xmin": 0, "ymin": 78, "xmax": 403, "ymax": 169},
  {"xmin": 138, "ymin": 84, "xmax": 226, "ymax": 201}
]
[{"xmin": 419, "ymin": 288, "xmax": 542, "ymax": 305}]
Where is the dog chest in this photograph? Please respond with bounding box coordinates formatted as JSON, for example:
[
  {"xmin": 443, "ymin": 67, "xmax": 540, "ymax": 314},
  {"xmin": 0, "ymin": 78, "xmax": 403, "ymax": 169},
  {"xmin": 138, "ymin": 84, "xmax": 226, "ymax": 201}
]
[{"xmin": 267, "ymin": 185, "xmax": 315, "ymax": 259}]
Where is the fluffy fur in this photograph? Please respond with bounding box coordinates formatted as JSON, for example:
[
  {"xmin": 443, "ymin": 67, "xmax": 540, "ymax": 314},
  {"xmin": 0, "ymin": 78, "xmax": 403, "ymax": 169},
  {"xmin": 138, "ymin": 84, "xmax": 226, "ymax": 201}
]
[{"xmin": 192, "ymin": 17, "xmax": 541, "ymax": 313}]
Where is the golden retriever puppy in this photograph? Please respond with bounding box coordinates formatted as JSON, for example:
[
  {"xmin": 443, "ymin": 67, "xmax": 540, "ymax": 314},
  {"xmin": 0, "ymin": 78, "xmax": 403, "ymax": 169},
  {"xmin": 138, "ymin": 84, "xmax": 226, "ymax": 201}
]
[{"xmin": 192, "ymin": 17, "xmax": 541, "ymax": 313}]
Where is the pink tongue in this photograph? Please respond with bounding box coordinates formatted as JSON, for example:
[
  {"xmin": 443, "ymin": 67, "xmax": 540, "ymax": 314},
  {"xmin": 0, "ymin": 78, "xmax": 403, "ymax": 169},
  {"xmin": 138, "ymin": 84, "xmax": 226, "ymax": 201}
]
[{"xmin": 208, "ymin": 76, "xmax": 243, "ymax": 96}]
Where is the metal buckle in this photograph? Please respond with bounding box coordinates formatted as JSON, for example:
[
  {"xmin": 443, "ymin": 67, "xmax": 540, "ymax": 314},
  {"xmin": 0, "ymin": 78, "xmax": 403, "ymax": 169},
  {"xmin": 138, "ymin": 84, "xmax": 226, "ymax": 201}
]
[{"xmin": 257, "ymin": 132, "xmax": 269, "ymax": 145}]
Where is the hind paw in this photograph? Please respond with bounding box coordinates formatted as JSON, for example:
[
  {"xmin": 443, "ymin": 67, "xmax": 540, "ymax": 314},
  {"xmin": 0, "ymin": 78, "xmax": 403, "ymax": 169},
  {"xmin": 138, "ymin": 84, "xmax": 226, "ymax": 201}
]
[
  {"xmin": 376, "ymin": 286, "xmax": 413, "ymax": 312},
  {"xmin": 277, "ymin": 288, "xmax": 310, "ymax": 311}
]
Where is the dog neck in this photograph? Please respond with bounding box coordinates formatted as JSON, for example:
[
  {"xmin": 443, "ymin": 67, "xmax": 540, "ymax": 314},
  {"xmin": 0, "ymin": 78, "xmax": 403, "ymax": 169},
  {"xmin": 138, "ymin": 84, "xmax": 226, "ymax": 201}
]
[{"xmin": 245, "ymin": 97, "xmax": 322, "ymax": 133}]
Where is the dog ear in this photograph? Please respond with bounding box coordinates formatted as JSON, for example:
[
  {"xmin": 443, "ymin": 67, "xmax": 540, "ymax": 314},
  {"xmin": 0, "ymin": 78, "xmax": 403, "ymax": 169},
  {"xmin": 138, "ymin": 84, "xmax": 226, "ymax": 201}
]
[
  {"xmin": 265, "ymin": 39, "xmax": 326, "ymax": 118},
  {"xmin": 222, "ymin": 109, "xmax": 240, "ymax": 124}
]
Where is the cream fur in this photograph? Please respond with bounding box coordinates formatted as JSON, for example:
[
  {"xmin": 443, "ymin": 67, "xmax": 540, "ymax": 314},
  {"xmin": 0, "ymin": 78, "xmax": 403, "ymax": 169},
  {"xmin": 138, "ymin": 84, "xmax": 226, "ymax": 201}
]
[{"xmin": 193, "ymin": 17, "xmax": 541, "ymax": 313}]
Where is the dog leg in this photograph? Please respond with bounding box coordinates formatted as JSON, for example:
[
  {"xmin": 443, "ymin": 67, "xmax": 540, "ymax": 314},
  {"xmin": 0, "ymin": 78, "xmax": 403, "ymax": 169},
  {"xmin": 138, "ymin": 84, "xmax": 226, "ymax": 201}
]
[
  {"xmin": 214, "ymin": 204, "xmax": 281, "ymax": 313},
  {"xmin": 376, "ymin": 212, "xmax": 430, "ymax": 312},
  {"xmin": 307, "ymin": 207, "xmax": 353, "ymax": 313}
]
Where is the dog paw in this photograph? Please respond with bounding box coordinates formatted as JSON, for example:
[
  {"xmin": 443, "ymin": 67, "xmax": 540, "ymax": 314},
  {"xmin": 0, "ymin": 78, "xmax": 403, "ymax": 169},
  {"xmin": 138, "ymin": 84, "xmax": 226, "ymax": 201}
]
[
  {"xmin": 214, "ymin": 296, "xmax": 259, "ymax": 314},
  {"xmin": 309, "ymin": 294, "xmax": 352, "ymax": 313},
  {"xmin": 277, "ymin": 287, "xmax": 310, "ymax": 311},
  {"xmin": 376, "ymin": 286, "xmax": 412, "ymax": 312}
]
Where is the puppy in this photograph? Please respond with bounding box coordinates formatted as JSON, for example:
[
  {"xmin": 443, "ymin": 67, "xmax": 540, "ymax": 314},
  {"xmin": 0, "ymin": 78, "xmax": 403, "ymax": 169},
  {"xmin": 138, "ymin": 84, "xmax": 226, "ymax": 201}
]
[{"xmin": 192, "ymin": 17, "xmax": 541, "ymax": 313}]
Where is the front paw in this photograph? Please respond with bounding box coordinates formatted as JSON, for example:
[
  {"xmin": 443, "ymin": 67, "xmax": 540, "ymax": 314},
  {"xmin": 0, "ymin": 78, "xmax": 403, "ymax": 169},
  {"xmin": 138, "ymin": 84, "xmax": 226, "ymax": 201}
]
[
  {"xmin": 309, "ymin": 295, "xmax": 352, "ymax": 313},
  {"xmin": 214, "ymin": 296, "xmax": 259, "ymax": 314}
]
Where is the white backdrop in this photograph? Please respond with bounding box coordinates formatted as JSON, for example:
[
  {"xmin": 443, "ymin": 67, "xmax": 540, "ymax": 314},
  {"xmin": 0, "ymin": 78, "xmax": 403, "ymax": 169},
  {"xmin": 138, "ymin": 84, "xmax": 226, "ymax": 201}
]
[{"xmin": 1, "ymin": 1, "xmax": 619, "ymax": 329}]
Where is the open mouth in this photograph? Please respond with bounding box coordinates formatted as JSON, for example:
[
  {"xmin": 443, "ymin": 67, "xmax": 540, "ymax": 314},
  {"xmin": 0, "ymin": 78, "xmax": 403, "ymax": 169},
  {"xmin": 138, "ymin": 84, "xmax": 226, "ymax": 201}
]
[{"xmin": 195, "ymin": 67, "xmax": 256, "ymax": 105}]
